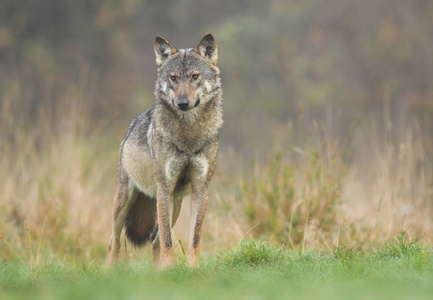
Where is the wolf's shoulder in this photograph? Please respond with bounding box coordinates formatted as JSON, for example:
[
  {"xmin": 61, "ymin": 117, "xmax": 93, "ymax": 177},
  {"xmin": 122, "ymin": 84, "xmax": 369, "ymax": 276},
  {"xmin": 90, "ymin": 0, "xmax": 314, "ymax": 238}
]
[{"xmin": 124, "ymin": 106, "xmax": 155, "ymax": 145}]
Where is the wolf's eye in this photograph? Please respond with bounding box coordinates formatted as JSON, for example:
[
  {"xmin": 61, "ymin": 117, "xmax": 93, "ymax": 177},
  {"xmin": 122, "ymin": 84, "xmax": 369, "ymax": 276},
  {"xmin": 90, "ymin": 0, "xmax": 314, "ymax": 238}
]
[
  {"xmin": 170, "ymin": 75, "xmax": 177, "ymax": 82},
  {"xmin": 192, "ymin": 74, "xmax": 199, "ymax": 80}
]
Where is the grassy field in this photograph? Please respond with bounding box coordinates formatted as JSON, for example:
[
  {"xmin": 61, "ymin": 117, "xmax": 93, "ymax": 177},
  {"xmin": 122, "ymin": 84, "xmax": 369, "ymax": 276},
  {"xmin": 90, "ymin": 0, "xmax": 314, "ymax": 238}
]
[
  {"xmin": 1, "ymin": 239, "xmax": 433, "ymax": 300},
  {"xmin": 1, "ymin": 83, "xmax": 432, "ymax": 300}
]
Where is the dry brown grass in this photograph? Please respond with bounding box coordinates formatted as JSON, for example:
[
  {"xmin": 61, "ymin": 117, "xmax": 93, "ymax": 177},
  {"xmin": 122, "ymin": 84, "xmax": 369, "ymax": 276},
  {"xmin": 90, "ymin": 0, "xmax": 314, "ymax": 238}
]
[
  {"xmin": 1, "ymin": 81, "xmax": 432, "ymax": 265},
  {"xmin": 219, "ymin": 118, "xmax": 433, "ymax": 252},
  {"xmin": 0, "ymin": 79, "xmax": 117, "ymax": 265},
  {"xmin": 340, "ymin": 119, "xmax": 433, "ymax": 246}
]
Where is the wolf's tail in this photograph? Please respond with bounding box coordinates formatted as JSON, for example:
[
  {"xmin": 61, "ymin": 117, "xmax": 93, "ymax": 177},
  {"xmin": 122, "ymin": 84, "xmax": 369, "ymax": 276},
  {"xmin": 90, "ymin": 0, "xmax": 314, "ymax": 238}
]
[{"xmin": 124, "ymin": 192, "xmax": 158, "ymax": 247}]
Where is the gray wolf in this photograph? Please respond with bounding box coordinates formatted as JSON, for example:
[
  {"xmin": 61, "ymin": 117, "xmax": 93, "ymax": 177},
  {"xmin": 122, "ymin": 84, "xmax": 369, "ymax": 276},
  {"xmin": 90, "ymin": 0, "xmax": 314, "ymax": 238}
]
[{"xmin": 105, "ymin": 34, "xmax": 222, "ymax": 269}]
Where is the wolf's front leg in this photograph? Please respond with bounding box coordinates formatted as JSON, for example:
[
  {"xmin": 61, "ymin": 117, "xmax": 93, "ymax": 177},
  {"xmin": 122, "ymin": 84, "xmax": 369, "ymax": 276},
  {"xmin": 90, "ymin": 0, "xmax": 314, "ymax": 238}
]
[
  {"xmin": 156, "ymin": 183, "xmax": 175, "ymax": 269},
  {"xmin": 186, "ymin": 181, "xmax": 209, "ymax": 267}
]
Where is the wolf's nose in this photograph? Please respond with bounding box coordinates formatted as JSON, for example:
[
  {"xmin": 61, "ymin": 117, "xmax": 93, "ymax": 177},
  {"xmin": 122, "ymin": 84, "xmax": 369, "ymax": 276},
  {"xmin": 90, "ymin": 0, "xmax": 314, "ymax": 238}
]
[{"xmin": 177, "ymin": 99, "xmax": 189, "ymax": 110}]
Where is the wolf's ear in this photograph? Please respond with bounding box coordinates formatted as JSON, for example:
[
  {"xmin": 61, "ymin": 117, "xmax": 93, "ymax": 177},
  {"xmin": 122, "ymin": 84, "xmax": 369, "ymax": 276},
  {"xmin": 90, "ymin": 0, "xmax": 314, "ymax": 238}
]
[
  {"xmin": 154, "ymin": 36, "xmax": 177, "ymax": 66},
  {"xmin": 194, "ymin": 33, "xmax": 218, "ymax": 65}
]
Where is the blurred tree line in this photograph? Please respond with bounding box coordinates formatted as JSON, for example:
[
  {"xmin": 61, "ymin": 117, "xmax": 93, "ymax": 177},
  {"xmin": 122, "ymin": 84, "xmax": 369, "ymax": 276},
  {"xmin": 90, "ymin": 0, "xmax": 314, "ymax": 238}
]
[{"xmin": 0, "ymin": 0, "xmax": 432, "ymax": 155}]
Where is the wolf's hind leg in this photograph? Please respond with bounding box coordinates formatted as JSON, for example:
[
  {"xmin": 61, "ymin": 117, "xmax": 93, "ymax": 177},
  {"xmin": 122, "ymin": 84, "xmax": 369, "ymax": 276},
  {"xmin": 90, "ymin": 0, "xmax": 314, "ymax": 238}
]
[{"xmin": 106, "ymin": 174, "xmax": 138, "ymax": 267}]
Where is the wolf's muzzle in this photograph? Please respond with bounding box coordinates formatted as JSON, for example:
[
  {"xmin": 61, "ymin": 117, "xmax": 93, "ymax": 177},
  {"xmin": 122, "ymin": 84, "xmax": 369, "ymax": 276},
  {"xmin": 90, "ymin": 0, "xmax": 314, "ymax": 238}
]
[{"xmin": 177, "ymin": 98, "xmax": 189, "ymax": 111}]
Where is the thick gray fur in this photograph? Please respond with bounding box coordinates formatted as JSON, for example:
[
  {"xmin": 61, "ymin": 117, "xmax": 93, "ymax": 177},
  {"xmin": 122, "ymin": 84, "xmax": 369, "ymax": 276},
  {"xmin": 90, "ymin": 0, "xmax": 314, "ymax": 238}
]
[{"xmin": 106, "ymin": 34, "xmax": 222, "ymax": 269}]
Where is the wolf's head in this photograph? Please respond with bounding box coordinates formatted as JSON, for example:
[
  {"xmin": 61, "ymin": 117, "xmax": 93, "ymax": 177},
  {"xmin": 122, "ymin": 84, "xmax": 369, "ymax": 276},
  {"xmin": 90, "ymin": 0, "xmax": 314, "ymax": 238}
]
[{"xmin": 154, "ymin": 34, "xmax": 221, "ymax": 113}]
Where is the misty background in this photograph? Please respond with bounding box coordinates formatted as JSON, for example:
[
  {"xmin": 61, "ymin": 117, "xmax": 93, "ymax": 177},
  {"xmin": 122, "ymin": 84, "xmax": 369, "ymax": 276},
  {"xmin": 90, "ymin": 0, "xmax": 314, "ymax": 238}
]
[{"xmin": 2, "ymin": 0, "xmax": 432, "ymax": 155}]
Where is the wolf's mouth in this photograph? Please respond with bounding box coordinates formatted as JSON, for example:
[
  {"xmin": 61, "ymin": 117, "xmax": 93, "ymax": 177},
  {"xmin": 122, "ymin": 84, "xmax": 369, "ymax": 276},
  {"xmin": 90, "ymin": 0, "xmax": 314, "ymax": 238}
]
[
  {"xmin": 194, "ymin": 98, "xmax": 201, "ymax": 108},
  {"xmin": 173, "ymin": 98, "xmax": 200, "ymax": 111}
]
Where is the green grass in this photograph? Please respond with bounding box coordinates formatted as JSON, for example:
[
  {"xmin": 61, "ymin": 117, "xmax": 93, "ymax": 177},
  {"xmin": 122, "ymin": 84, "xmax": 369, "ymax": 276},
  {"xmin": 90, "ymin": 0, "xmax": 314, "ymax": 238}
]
[{"xmin": 1, "ymin": 239, "xmax": 433, "ymax": 300}]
